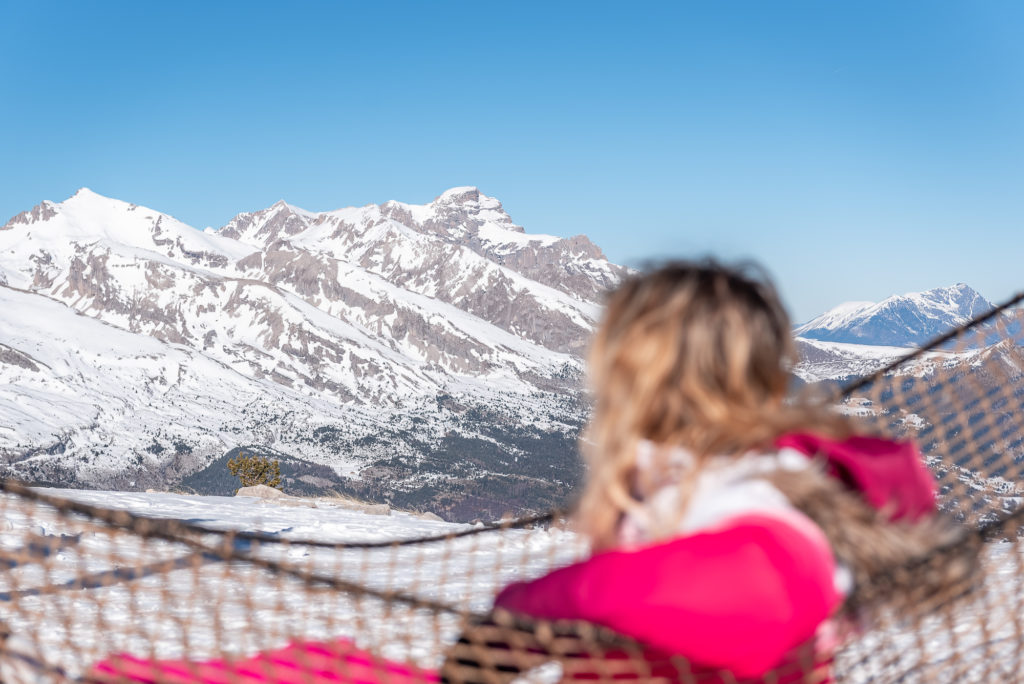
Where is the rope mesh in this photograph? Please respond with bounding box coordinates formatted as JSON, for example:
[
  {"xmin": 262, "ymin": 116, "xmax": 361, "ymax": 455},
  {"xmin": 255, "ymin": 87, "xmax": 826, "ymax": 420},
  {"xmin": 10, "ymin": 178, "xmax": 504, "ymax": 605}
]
[{"xmin": 2, "ymin": 294, "xmax": 1024, "ymax": 683}]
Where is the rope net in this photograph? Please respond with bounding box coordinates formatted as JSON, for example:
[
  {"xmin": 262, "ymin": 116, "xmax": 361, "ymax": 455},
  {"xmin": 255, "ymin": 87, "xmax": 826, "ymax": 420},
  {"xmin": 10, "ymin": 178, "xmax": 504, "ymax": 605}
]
[{"xmin": 2, "ymin": 295, "xmax": 1024, "ymax": 684}]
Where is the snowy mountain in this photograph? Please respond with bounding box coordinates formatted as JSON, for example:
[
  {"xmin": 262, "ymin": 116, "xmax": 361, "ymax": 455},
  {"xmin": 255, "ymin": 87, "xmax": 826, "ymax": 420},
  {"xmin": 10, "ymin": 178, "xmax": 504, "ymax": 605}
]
[
  {"xmin": 794, "ymin": 284, "xmax": 993, "ymax": 347},
  {"xmin": 791, "ymin": 283, "xmax": 1023, "ymax": 402},
  {"xmin": 0, "ymin": 188, "xmax": 628, "ymax": 520}
]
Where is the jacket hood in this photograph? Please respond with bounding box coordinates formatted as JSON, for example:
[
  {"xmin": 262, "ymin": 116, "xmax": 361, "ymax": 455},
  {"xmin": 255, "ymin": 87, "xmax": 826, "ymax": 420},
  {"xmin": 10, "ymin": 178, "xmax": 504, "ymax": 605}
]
[{"xmin": 775, "ymin": 433, "xmax": 936, "ymax": 521}]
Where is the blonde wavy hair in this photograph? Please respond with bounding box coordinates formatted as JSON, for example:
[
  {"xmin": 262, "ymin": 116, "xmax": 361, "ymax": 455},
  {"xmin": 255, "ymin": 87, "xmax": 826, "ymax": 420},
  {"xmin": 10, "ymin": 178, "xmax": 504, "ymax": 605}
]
[{"xmin": 576, "ymin": 260, "xmax": 849, "ymax": 549}]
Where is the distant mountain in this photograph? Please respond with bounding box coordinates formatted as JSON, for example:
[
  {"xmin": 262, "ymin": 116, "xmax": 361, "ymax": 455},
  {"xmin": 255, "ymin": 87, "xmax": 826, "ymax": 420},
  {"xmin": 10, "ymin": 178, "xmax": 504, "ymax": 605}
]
[
  {"xmin": 794, "ymin": 284, "xmax": 993, "ymax": 347},
  {"xmin": 0, "ymin": 187, "xmax": 628, "ymax": 520}
]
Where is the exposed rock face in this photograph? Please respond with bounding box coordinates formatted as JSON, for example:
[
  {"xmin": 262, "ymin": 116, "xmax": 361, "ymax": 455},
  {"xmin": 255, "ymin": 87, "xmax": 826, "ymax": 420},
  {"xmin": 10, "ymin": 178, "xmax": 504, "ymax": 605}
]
[
  {"xmin": 2, "ymin": 200, "xmax": 58, "ymax": 229},
  {"xmin": 219, "ymin": 187, "xmax": 626, "ymax": 354},
  {"xmin": 0, "ymin": 187, "xmax": 623, "ymax": 521},
  {"xmin": 0, "ymin": 345, "xmax": 41, "ymax": 372}
]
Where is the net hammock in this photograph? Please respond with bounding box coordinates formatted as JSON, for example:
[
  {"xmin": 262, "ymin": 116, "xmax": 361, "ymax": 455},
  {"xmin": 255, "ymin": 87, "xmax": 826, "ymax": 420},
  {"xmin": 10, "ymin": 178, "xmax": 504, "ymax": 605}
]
[{"xmin": 2, "ymin": 294, "xmax": 1024, "ymax": 684}]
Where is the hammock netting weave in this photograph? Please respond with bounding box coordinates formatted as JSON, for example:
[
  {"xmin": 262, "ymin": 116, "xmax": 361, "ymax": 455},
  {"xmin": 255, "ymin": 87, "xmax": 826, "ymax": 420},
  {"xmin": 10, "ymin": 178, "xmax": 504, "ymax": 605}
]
[{"xmin": 3, "ymin": 294, "xmax": 1024, "ymax": 683}]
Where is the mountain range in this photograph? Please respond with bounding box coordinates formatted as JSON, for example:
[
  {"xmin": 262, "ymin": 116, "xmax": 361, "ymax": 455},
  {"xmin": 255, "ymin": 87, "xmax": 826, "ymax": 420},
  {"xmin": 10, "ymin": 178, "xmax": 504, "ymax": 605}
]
[
  {"xmin": 0, "ymin": 187, "xmax": 625, "ymax": 520},
  {"xmin": 0, "ymin": 187, "xmax": 1013, "ymax": 519}
]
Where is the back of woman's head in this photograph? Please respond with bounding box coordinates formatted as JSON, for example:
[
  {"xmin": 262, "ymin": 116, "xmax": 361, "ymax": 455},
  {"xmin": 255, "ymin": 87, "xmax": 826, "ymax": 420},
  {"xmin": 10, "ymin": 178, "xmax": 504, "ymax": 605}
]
[{"xmin": 579, "ymin": 259, "xmax": 845, "ymax": 546}]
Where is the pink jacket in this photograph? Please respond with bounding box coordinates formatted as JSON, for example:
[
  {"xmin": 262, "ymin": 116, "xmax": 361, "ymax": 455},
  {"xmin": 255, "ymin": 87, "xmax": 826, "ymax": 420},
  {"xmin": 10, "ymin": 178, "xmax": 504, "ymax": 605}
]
[{"xmin": 493, "ymin": 432, "xmax": 936, "ymax": 680}]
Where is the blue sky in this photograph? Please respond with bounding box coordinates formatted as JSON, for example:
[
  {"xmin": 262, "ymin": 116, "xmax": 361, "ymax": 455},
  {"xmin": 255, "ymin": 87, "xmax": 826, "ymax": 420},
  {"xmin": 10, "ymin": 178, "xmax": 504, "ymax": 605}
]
[{"xmin": 2, "ymin": 1, "xmax": 1022, "ymax": 322}]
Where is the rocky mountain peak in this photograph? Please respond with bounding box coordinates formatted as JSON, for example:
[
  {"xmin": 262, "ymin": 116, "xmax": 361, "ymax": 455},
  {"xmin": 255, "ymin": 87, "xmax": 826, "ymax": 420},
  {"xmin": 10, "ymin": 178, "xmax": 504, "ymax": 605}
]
[
  {"xmin": 3, "ymin": 200, "xmax": 58, "ymax": 230},
  {"xmin": 219, "ymin": 200, "xmax": 312, "ymax": 244},
  {"xmin": 872, "ymin": 284, "xmax": 991, "ymax": 320},
  {"xmin": 434, "ymin": 186, "xmax": 482, "ymax": 205},
  {"xmin": 71, "ymin": 186, "xmax": 100, "ymax": 199},
  {"xmin": 930, "ymin": 283, "xmax": 988, "ymax": 314}
]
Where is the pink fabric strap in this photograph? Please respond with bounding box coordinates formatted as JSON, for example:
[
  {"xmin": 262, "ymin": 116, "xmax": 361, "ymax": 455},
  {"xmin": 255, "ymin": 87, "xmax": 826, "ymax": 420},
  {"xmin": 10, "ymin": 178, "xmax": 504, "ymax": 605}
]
[{"xmin": 89, "ymin": 639, "xmax": 439, "ymax": 684}]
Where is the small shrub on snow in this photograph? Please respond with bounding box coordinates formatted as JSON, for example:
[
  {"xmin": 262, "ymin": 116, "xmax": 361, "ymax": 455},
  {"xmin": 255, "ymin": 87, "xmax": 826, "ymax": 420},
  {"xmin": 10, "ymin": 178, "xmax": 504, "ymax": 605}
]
[{"xmin": 227, "ymin": 452, "xmax": 282, "ymax": 491}]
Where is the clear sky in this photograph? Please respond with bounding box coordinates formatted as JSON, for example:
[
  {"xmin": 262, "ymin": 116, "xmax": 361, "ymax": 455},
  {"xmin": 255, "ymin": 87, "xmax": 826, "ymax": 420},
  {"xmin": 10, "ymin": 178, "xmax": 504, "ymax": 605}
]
[{"xmin": 2, "ymin": 1, "xmax": 1022, "ymax": 322}]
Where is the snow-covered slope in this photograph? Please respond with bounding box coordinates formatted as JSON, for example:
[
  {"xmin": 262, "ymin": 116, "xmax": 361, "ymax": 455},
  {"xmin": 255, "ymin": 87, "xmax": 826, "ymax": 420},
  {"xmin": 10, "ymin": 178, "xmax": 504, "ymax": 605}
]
[
  {"xmin": 791, "ymin": 336, "xmax": 1015, "ymax": 393},
  {"xmin": 793, "ymin": 338, "xmax": 916, "ymax": 385},
  {"xmin": 795, "ymin": 284, "xmax": 993, "ymax": 347},
  {"xmin": 0, "ymin": 188, "xmax": 628, "ymax": 519}
]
